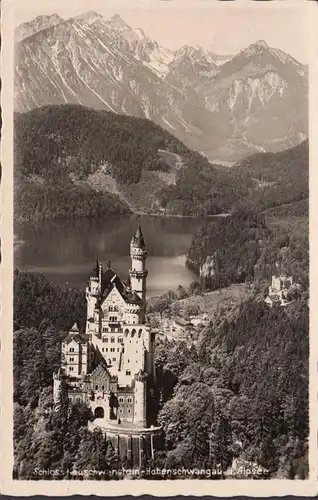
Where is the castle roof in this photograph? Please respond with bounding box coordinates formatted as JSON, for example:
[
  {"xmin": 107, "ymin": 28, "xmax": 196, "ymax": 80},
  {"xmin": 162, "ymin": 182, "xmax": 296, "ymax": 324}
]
[
  {"xmin": 131, "ymin": 220, "xmax": 146, "ymax": 249},
  {"xmin": 90, "ymin": 362, "xmax": 118, "ymax": 382},
  {"xmin": 63, "ymin": 332, "xmax": 89, "ymax": 344},
  {"xmin": 99, "ymin": 268, "xmax": 142, "ymax": 306},
  {"xmin": 126, "ymin": 291, "xmax": 142, "ymax": 305},
  {"xmin": 92, "ymin": 255, "xmax": 99, "ymax": 279}
]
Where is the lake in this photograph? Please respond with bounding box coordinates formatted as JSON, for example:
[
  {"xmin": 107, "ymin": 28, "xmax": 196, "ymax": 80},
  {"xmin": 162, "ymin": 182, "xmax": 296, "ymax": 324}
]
[{"xmin": 14, "ymin": 215, "xmax": 207, "ymax": 297}]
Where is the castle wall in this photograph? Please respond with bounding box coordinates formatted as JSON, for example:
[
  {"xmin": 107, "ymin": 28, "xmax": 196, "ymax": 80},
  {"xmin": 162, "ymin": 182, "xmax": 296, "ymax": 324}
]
[{"xmin": 88, "ymin": 422, "xmax": 163, "ymax": 468}]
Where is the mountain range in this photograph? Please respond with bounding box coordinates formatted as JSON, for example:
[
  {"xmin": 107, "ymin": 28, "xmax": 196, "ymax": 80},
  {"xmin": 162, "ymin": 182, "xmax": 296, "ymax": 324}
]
[{"xmin": 14, "ymin": 12, "xmax": 308, "ymax": 161}]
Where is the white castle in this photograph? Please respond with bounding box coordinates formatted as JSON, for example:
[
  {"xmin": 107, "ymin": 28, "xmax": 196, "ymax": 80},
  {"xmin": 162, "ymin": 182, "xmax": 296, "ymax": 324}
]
[
  {"xmin": 53, "ymin": 221, "xmax": 157, "ymax": 433},
  {"xmin": 265, "ymin": 274, "xmax": 294, "ymax": 307}
]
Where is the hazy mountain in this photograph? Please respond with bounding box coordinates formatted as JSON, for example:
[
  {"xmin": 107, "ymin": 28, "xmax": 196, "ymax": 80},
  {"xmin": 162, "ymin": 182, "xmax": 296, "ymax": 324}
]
[{"xmin": 14, "ymin": 13, "xmax": 308, "ymax": 161}]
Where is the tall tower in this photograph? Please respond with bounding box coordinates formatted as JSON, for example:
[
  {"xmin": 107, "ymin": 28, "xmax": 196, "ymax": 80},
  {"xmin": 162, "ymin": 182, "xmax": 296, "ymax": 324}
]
[
  {"xmin": 129, "ymin": 220, "xmax": 148, "ymax": 306},
  {"xmin": 86, "ymin": 256, "xmax": 102, "ymax": 319}
]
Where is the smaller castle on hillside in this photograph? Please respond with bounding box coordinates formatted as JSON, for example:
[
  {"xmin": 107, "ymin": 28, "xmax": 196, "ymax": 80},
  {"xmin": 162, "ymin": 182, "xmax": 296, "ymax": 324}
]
[
  {"xmin": 53, "ymin": 221, "xmax": 162, "ymax": 465},
  {"xmin": 265, "ymin": 274, "xmax": 293, "ymax": 307}
]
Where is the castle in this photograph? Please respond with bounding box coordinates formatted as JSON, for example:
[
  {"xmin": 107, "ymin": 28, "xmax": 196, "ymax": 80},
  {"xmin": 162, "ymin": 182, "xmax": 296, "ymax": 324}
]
[
  {"xmin": 265, "ymin": 274, "xmax": 293, "ymax": 307},
  {"xmin": 53, "ymin": 221, "xmax": 161, "ymax": 464}
]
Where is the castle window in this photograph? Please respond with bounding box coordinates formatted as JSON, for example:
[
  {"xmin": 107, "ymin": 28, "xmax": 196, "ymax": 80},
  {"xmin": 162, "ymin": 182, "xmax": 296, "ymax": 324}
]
[
  {"xmin": 114, "ymin": 306, "xmax": 119, "ymax": 312},
  {"xmin": 69, "ymin": 367, "xmax": 74, "ymax": 371},
  {"xmin": 119, "ymin": 397, "xmax": 124, "ymax": 403},
  {"xmin": 111, "ymin": 348, "xmax": 115, "ymax": 353},
  {"xmin": 119, "ymin": 409, "xmax": 123, "ymax": 414},
  {"xmin": 69, "ymin": 348, "xmax": 75, "ymax": 352},
  {"xmin": 106, "ymin": 348, "xmax": 108, "ymax": 352},
  {"xmin": 118, "ymin": 337, "xmax": 123, "ymax": 343},
  {"xmin": 112, "ymin": 357, "xmax": 116, "ymax": 362},
  {"xmin": 102, "ymin": 348, "xmax": 104, "ymax": 352},
  {"xmin": 126, "ymin": 370, "xmax": 131, "ymax": 376},
  {"xmin": 111, "ymin": 337, "xmax": 115, "ymax": 343},
  {"xmin": 101, "ymin": 385, "xmax": 104, "ymax": 390},
  {"xmin": 117, "ymin": 348, "xmax": 120, "ymax": 352},
  {"xmin": 128, "ymin": 409, "xmax": 131, "ymax": 414},
  {"xmin": 95, "ymin": 385, "xmax": 98, "ymax": 390},
  {"xmin": 127, "ymin": 398, "xmax": 132, "ymax": 403},
  {"xmin": 102, "ymin": 327, "xmax": 107, "ymax": 333},
  {"xmin": 70, "ymin": 357, "xmax": 74, "ymax": 362},
  {"xmin": 127, "ymin": 359, "xmax": 130, "ymax": 363},
  {"xmin": 102, "ymin": 337, "xmax": 108, "ymax": 343},
  {"xmin": 109, "ymin": 306, "xmax": 113, "ymax": 312}
]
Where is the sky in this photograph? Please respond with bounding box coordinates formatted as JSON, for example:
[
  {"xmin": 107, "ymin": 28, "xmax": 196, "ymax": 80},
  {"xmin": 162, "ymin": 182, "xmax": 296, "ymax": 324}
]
[{"xmin": 13, "ymin": 0, "xmax": 309, "ymax": 63}]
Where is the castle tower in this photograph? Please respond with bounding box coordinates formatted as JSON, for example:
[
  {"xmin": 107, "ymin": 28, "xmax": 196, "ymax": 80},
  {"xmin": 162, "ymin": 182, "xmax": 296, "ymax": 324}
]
[
  {"xmin": 129, "ymin": 220, "xmax": 148, "ymax": 307},
  {"xmin": 86, "ymin": 256, "xmax": 102, "ymax": 318},
  {"xmin": 53, "ymin": 369, "xmax": 67, "ymax": 412},
  {"xmin": 134, "ymin": 370, "xmax": 148, "ymax": 426}
]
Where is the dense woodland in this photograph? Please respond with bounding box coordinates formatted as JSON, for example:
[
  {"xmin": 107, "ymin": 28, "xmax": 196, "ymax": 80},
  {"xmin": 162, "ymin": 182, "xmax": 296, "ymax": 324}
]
[
  {"xmin": 14, "ymin": 104, "xmax": 308, "ymax": 220},
  {"xmin": 14, "ymin": 252, "xmax": 308, "ymax": 479},
  {"xmin": 152, "ymin": 298, "xmax": 308, "ymax": 479},
  {"xmin": 187, "ymin": 206, "xmax": 309, "ymax": 291}
]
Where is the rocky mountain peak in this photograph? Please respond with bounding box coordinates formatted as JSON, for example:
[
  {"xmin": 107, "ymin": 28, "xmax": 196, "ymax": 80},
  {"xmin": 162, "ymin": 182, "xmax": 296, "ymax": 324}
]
[
  {"xmin": 107, "ymin": 13, "xmax": 130, "ymax": 30},
  {"xmin": 252, "ymin": 40, "xmax": 269, "ymax": 49},
  {"xmin": 74, "ymin": 11, "xmax": 103, "ymax": 25},
  {"xmin": 15, "ymin": 13, "xmax": 64, "ymax": 41}
]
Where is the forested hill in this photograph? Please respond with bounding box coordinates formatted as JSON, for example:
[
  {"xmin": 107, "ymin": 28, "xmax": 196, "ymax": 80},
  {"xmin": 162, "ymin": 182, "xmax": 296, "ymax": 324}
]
[
  {"xmin": 14, "ymin": 105, "xmax": 308, "ymax": 220},
  {"xmin": 235, "ymin": 140, "xmax": 308, "ymax": 212},
  {"xmin": 187, "ymin": 206, "xmax": 309, "ymax": 291},
  {"xmin": 14, "ymin": 104, "xmax": 216, "ymax": 219}
]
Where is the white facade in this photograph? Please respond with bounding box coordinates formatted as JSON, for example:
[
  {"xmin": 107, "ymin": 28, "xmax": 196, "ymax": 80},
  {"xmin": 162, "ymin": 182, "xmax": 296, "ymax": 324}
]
[{"xmin": 56, "ymin": 222, "xmax": 155, "ymax": 427}]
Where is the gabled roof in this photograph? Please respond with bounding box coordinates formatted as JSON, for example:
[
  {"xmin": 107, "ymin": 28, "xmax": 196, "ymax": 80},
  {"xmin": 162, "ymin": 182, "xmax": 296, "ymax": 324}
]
[
  {"xmin": 90, "ymin": 363, "xmax": 118, "ymax": 382},
  {"xmin": 63, "ymin": 332, "xmax": 89, "ymax": 344},
  {"xmin": 70, "ymin": 323, "xmax": 79, "ymax": 333},
  {"xmin": 101, "ymin": 269, "xmax": 127, "ymax": 299}
]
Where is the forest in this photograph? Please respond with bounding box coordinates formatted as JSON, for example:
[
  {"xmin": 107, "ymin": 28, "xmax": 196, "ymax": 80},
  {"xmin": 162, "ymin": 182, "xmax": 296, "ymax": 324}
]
[
  {"xmin": 13, "ymin": 254, "xmax": 308, "ymax": 479},
  {"xmin": 187, "ymin": 206, "xmax": 309, "ymax": 291},
  {"xmin": 14, "ymin": 104, "xmax": 308, "ymax": 220},
  {"xmin": 152, "ymin": 298, "xmax": 308, "ymax": 479}
]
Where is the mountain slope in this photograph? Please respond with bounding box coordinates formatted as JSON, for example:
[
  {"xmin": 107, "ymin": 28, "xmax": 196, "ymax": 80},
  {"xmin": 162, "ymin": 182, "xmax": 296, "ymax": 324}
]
[
  {"xmin": 188, "ymin": 41, "xmax": 308, "ymax": 159},
  {"xmin": 14, "ymin": 105, "xmax": 308, "ymax": 221},
  {"xmin": 15, "ymin": 14, "xmax": 64, "ymax": 42},
  {"xmin": 235, "ymin": 139, "xmax": 308, "ymax": 211},
  {"xmin": 15, "ymin": 13, "xmax": 308, "ymax": 161},
  {"xmin": 14, "ymin": 104, "xmax": 227, "ymax": 220},
  {"xmin": 14, "ymin": 13, "xmax": 206, "ymax": 150}
]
